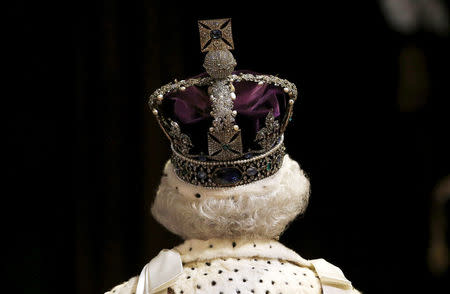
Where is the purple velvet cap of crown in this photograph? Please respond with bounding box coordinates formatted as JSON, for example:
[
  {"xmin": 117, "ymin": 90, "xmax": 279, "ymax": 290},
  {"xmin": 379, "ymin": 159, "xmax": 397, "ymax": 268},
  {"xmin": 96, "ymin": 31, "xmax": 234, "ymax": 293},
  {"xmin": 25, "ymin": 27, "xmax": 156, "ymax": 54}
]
[{"xmin": 159, "ymin": 70, "xmax": 288, "ymax": 155}]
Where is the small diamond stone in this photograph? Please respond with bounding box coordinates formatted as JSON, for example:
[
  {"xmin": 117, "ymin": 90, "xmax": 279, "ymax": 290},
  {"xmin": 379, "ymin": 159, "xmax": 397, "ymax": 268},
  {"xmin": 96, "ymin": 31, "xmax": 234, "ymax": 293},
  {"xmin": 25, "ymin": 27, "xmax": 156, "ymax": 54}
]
[
  {"xmin": 246, "ymin": 167, "xmax": 258, "ymax": 176},
  {"xmin": 210, "ymin": 29, "xmax": 222, "ymax": 39},
  {"xmin": 197, "ymin": 170, "xmax": 207, "ymax": 180}
]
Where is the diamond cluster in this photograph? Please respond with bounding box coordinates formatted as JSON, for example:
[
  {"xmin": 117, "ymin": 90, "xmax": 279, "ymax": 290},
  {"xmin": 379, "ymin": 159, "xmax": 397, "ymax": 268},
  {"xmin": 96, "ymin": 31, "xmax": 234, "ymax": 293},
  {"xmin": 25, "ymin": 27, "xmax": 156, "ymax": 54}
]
[
  {"xmin": 207, "ymin": 78, "xmax": 242, "ymax": 160},
  {"xmin": 256, "ymin": 111, "xmax": 280, "ymax": 150},
  {"xmin": 203, "ymin": 50, "xmax": 237, "ymax": 79}
]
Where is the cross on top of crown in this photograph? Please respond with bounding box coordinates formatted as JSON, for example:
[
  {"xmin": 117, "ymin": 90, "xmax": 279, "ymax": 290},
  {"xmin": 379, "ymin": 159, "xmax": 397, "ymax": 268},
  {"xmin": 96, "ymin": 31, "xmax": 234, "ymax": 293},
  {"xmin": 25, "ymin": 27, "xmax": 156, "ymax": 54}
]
[{"xmin": 198, "ymin": 18, "xmax": 234, "ymax": 52}]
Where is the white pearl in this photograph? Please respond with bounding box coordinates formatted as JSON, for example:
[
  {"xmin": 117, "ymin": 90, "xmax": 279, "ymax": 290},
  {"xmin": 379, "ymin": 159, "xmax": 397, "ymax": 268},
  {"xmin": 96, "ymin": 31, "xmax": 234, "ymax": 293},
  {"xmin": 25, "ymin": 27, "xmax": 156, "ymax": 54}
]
[
  {"xmin": 157, "ymin": 94, "xmax": 163, "ymax": 100},
  {"xmin": 283, "ymin": 87, "xmax": 289, "ymax": 93},
  {"xmin": 232, "ymin": 110, "xmax": 237, "ymax": 116},
  {"xmin": 233, "ymin": 125, "xmax": 239, "ymax": 131},
  {"xmin": 180, "ymin": 86, "xmax": 186, "ymax": 91},
  {"xmin": 289, "ymin": 99, "xmax": 294, "ymax": 105},
  {"xmin": 230, "ymin": 92, "xmax": 236, "ymax": 100},
  {"xmin": 210, "ymin": 111, "xmax": 214, "ymax": 115},
  {"xmin": 258, "ymin": 81, "xmax": 264, "ymax": 85},
  {"xmin": 152, "ymin": 109, "xmax": 158, "ymax": 115},
  {"xmin": 210, "ymin": 94, "xmax": 214, "ymax": 99},
  {"xmin": 209, "ymin": 127, "xmax": 214, "ymax": 132}
]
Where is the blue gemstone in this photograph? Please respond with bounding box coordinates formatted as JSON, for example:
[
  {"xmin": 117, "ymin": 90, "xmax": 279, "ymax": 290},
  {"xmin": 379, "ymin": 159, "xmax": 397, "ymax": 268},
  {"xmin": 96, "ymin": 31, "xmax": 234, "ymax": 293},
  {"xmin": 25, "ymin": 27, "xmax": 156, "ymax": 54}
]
[
  {"xmin": 197, "ymin": 170, "xmax": 207, "ymax": 179},
  {"xmin": 210, "ymin": 29, "xmax": 222, "ymax": 39},
  {"xmin": 244, "ymin": 153, "xmax": 253, "ymax": 159},
  {"xmin": 246, "ymin": 167, "xmax": 257, "ymax": 176},
  {"xmin": 213, "ymin": 167, "xmax": 242, "ymax": 185}
]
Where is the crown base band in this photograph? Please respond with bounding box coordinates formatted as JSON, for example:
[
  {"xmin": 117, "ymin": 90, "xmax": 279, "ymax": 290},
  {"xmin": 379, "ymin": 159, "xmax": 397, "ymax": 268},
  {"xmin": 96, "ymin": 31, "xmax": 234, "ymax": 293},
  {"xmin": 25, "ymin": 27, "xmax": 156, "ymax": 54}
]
[{"xmin": 171, "ymin": 136, "xmax": 286, "ymax": 188}]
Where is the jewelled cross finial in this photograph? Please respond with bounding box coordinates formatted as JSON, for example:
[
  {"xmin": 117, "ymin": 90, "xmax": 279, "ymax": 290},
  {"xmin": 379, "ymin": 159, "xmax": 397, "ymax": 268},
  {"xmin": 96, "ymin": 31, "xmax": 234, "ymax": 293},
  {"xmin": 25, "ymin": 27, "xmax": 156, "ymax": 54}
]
[{"xmin": 198, "ymin": 18, "xmax": 234, "ymax": 52}]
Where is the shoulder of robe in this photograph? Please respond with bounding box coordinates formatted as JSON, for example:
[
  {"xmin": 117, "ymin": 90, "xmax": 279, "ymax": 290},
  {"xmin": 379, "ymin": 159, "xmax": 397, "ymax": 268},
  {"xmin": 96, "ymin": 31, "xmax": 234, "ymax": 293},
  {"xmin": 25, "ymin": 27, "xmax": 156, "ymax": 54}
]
[
  {"xmin": 310, "ymin": 258, "xmax": 362, "ymax": 294},
  {"xmin": 104, "ymin": 276, "xmax": 138, "ymax": 294}
]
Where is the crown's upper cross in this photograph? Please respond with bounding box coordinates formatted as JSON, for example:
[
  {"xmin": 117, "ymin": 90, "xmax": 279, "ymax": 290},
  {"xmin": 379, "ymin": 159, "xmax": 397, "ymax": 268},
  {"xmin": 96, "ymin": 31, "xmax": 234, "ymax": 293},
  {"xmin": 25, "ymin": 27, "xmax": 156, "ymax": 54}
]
[{"xmin": 198, "ymin": 18, "xmax": 234, "ymax": 52}]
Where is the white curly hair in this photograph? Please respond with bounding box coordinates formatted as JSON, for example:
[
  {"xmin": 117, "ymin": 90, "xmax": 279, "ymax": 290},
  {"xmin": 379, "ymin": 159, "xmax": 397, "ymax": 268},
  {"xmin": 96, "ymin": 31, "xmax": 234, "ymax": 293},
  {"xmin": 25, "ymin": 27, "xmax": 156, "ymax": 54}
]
[{"xmin": 151, "ymin": 155, "xmax": 310, "ymax": 240}]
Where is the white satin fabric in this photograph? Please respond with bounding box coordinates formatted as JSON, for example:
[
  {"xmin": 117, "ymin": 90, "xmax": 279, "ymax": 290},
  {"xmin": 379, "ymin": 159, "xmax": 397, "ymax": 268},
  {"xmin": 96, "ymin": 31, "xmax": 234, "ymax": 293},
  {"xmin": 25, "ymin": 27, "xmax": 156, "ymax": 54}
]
[
  {"xmin": 136, "ymin": 249, "xmax": 183, "ymax": 294},
  {"xmin": 310, "ymin": 259, "xmax": 354, "ymax": 294}
]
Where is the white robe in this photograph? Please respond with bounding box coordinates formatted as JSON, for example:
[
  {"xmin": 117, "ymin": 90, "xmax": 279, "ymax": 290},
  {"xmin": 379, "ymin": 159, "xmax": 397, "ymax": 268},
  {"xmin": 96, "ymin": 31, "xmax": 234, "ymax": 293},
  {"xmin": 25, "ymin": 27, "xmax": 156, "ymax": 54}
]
[{"xmin": 105, "ymin": 238, "xmax": 360, "ymax": 294}]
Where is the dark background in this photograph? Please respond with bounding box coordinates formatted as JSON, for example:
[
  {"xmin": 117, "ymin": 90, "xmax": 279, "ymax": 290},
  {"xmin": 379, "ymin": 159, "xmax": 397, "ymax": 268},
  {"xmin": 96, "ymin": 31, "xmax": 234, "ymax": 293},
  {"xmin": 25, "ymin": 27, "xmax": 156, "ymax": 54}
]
[{"xmin": 5, "ymin": 1, "xmax": 449, "ymax": 293}]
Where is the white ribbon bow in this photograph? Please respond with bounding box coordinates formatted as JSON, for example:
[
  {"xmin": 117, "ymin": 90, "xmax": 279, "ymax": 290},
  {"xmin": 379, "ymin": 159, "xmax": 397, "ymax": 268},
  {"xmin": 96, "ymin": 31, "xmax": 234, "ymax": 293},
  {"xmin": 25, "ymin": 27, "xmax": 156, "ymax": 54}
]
[{"xmin": 136, "ymin": 249, "xmax": 183, "ymax": 294}]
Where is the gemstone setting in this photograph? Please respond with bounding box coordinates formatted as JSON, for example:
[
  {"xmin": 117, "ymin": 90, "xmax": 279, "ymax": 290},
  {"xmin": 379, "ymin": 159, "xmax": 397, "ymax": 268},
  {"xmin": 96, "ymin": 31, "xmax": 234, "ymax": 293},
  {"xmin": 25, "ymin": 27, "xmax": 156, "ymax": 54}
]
[
  {"xmin": 244, "ymin": 153, "xmax": 253, "ymax": 159},
  {"xmin": 246, "ymin": 167, "xmax": 257, "ymax": 176},
  {"xmin": 170, "ymin": 136, "xmax": 285, "ymax": 187},
  {"xmin": 213, "ymin": 167, "xmax": 242, "ymax": 186},
  {"xmin": 197, "ymin": 170, "xmax": 207, "ymax": 180},
  {"xmin": 210, "ymin": 29, "xmax": 222, "ymax": 40}
]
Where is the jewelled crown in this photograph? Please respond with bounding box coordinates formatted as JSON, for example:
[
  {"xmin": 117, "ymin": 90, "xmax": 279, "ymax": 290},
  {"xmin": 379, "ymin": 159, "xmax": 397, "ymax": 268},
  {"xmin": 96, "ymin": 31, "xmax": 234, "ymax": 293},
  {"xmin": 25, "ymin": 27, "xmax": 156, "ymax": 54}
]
[{"xmin": 148, "ymin": 18, "xmax": 298, "ymax": 187}]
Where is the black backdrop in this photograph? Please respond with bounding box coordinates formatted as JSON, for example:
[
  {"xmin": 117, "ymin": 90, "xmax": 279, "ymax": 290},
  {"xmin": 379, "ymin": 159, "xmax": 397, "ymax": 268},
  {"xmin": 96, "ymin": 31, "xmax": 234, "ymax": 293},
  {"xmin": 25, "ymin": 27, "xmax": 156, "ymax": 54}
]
[{"xmin": 5, "ymin": 1, "xmax": 449, "ymax": 293}]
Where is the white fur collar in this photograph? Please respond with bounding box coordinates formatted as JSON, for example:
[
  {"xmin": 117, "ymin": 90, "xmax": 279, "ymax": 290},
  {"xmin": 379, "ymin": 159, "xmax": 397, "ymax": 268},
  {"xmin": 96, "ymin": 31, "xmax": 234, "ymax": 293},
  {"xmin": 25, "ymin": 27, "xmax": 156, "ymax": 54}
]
[{"xmin": 173, "ymin": 238, "xmax": 312, "ymax": 268}]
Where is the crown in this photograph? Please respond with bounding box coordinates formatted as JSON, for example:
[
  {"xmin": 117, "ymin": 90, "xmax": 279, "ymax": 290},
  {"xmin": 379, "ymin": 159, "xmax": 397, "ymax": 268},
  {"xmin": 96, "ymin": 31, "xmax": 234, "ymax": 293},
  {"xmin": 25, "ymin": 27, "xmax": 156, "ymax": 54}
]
[{"xmin": 148, "ymin": 18, "xmax": 298, "ymax": 188}]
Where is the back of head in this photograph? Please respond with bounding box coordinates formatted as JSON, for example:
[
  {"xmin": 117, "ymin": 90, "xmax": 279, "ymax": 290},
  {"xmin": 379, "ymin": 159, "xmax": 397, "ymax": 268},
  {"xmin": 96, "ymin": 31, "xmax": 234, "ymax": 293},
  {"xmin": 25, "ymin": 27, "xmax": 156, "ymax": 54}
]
[{"xmin": 148, "ymin": 18, "xmax": 309, "ymax": 241}]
